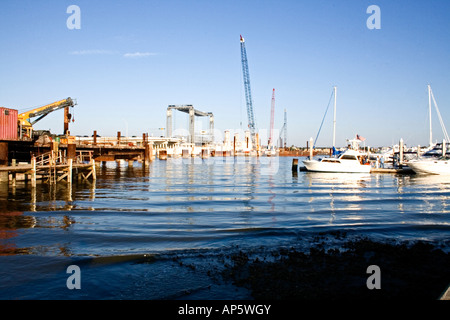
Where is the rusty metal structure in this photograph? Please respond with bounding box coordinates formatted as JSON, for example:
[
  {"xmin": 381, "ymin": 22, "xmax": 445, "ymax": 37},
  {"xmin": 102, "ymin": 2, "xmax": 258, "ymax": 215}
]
[
  {"xmin": 0, "ymin": 107, "xmax": 18, "ymax": 141},
  {"xmin": 166, "ymin": 105, "xmax": 214, "ymax": 144}
]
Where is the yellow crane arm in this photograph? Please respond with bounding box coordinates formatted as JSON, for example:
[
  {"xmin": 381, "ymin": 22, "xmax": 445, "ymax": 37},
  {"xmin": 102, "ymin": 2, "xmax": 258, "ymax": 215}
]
[{"xmin": 18, "ymin": 97, "xmax": 76, "ymax": 127}]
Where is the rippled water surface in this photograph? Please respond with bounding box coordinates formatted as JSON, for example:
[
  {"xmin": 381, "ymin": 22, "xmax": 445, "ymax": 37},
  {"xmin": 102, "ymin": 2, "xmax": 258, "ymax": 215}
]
[{"xmin": 1, "ymin": 157, "xmax": 449, "ymax": 299}]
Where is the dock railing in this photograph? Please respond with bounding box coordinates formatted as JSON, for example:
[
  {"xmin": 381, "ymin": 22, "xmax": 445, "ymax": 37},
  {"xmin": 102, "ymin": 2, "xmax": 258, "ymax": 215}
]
[
  {"xmin": 34, "ymin": 149, "xmax": 93, "ymax": 166},
  {"xmin": 76, "ymin": 150, "xmax": 93, "ymax": 163},
  {"xmin": 35, "ymin": 151, "xmax": 65, "ymax": 166}
]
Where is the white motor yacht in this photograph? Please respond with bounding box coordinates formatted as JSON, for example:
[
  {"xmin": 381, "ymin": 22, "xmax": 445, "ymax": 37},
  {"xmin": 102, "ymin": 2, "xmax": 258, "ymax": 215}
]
[
  {"xmin": 407, "ymin": 157, "xmax": 450, "ymax": 175},
  {"xmin": 303, "ymin": 148, "xmax": 371, "ymax": 173}
]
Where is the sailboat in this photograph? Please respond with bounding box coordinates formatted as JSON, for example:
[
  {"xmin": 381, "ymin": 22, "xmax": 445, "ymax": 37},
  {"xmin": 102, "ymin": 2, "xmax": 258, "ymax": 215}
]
[
  {"xmin": 407, "ymin": 85, "xmax": 450, "ymax": 175},
  {"xmin": 302, "ymin": 87, "xmax": 371, "ymax": 173}
]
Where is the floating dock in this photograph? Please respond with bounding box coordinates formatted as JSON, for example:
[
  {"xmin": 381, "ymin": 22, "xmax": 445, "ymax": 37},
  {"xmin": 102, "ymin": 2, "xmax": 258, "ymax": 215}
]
[{"xmin": 370, "ymin": 167, "xmax": 415, "ymax": 174}]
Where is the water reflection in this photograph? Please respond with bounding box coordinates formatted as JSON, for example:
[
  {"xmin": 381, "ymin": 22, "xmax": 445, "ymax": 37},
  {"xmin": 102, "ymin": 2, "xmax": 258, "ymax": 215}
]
[
  {"xmin": 0, "ymin": 157, "xmax": 449, "ymax": 258},
  {"xmin": 0, "ymin": 176, "xmax": 96, "ymax": 213},
  {"xmin": 0, "ymin": 210, "xmax": 78, "ymax": 255},
  {"xmin": 302, "ymin": 172, "xmax": 372, "ymax": 224},
  {"xmin": 304, "ymin": 171, "xmax": 372, "ymax": 187},
  {"xmin": 0, "ymin": 211, "xmax": 35, "ymax": 255},
  {"xmin": 409, "ymin": 174, "xmax": 450, "ymax": 188},
  {"xmin": 0, "ymin": 180, "xmax": 83, "ymax": 255}
]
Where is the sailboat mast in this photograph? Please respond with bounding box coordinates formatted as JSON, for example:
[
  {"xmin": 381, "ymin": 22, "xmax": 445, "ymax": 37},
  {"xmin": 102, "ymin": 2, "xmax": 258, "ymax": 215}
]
[
  {"xmin": 428, "ymin": 84, "xmax": 432, "ymax": 146},
  {"xmin": 333, "ymin": 86, "xmax": 337, "ymax": 148}
]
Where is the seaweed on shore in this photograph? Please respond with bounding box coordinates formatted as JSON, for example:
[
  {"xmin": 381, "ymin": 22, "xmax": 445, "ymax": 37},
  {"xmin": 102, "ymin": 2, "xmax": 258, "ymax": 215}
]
[{"xmin": 220, "ymin": 237, "xmax": 450, "ymax": 300}]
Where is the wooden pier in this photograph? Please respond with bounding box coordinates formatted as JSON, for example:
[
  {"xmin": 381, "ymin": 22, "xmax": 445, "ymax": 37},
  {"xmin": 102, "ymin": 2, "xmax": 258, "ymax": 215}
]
[
  {"xmin": 0, "ymin": 131, "xmax": 158, "ymax": 186},
  {"xmin": 70, "ymin": 131, "xmax": 158, "ymax": 163},
  {"xmin": 0, "ymin": 150, "xmax": 96, "ymax": 186},
  {"xmin": 370, "ymin": 167, "xmax": 415, "ymax": 174}
]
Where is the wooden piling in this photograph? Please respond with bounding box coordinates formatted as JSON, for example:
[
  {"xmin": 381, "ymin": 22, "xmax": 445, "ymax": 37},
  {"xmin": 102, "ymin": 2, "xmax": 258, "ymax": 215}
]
[
  {"xmin": 68, "ymin": 158, "xmax": 73, "ymax": 184},
  {"xmin": 57, "ymin": 158, "xmax": 72, "ymax": 183},
  {"xmin": 399, "ymin": 138, "xmax": 404, "ymax": 167},
  {"xmin": 143, "ymin": 133, "xmax": 152, "ymax": 166},
  {"xmin": 443, "ymin": 139, "xmax": 447, "ymax": 157},
  {"xmin": 67, "ymin": 143, "xmax": 76, "ymax": 160},
  {"xmin": 158, "ymin": 149, "xmax": 167, "ymax": 160},
  {"xmin": 91, "ymin": 159, "xmax": 96, "ymax": 180},
  {"xmin": 0, "ymin": 142, "xmax": 8, "ymax": 165},
  {"xmin": 0, "ymin": 142, "xmax": 8, "ymax": 183},
  {"xmin": 31, "ymin": 157, "xmax": 36, "ymax": 188},
  {"xmin": 292, "ymin": 158, "xmax": 298, "ymax": 172},
  {"xmin": 11, "ymin": 159, "xmax": 16, "ymax": 187},
  {"xmin": 144, "ymin": 144, "xmax": 151, "ymax": 165}
]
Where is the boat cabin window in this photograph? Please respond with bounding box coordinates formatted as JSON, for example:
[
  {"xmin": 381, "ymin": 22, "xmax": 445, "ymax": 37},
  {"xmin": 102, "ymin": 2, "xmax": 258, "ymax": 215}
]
[
  {"xmin": 322, "ymin": 159, "xmax": 340, "ymax": 163},
  {"xmin": 340, "ymin": 155, "xmax": 358, "ymax": 160}
]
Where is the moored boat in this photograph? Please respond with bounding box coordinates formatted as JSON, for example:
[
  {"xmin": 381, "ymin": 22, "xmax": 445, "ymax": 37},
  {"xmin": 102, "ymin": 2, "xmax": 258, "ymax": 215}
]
[
  {"xmin": 303, "ymin": 86, "xmax": 371, "ymax": 173},
  {"xmin": 406, "ymin": 157, "xmax": 450, "ymax": 175},
  {"xmin": 303, "ymin": 148, "xmax": 371, "ymax": 173}
]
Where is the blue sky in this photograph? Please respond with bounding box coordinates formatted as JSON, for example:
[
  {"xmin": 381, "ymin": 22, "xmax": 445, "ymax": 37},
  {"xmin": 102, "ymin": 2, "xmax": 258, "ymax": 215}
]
[{"xmin": 0, "ymin": 0, "xmax": 449, "ymax": 147}]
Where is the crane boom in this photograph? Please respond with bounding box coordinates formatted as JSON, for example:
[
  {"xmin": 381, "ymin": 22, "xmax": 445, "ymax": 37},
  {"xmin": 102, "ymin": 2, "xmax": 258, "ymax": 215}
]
[
  {"xmin": 18, "ymin": 97, "xmax": 76, "ymax": 138},
  {"xmin": 240, "ymin": 35, "xmax": 256, "ymax": 147},
  {"xmin": 19, "ymin": 98, "xmax": 75, "ymax": 123}
]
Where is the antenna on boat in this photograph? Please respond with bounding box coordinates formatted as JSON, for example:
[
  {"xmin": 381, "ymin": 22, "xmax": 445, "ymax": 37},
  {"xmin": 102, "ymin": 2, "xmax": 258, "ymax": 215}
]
[
  {"xmin": 333, "ymin": 86, "xmax": 337, "ymax": 148},
  {"xmin": 428, "ymin": 85, "xmax": 450, "ymax": 146},
  {"xmin": 313, "ymin": 86, "xmax": 337, "ymax": 149},
  {"xmin": 428, "ymin": 84, "xmax": 432, "ymax": 147}
]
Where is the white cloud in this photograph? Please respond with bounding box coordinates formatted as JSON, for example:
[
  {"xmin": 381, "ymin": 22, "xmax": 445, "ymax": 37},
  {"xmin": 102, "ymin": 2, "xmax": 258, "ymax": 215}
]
[
  {"xmin": 69, "ymin": 50, "xmax": 158, "ymax": 58},
  {"xmin": 123, "ymin": 52, "xmax": 157, "ymax": 58},
  {"xmin": 69, "ymin": 50, "xmax": 117, "ymax": 55}
]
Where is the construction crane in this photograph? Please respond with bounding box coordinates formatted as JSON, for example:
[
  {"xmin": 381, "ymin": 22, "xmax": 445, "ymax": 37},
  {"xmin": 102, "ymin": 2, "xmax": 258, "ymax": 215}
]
[
  {"xmin": 18, "ymin": 97, "xmax": 76, "ymax": 139},
  {"xmin": 279, "ymin": 108, "xmax": 287, "ymax": 149},
  {"xmin": 240, "ymin": 35, "xmax": 257, "ymax": 148},
  {"xmin": 268, "ymin": 88, "xmax": 275, "ymax": 148}
]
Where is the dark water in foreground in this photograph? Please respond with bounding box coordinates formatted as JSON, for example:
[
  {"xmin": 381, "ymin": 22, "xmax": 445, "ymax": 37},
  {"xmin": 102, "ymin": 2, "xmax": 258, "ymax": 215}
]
[{"xmin": 0, "ymin": 157, "xmax": 449, "ymax": 299}]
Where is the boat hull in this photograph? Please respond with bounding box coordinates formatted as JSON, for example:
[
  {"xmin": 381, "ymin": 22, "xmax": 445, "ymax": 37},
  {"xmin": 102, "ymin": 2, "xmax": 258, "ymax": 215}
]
[
  {"xmin": 302, "ymin": 159, "xmax": 371, "ymax": 173},
  {"xmin": 407, "ymin": 159, "xmax": 450, "ymax": 175}
]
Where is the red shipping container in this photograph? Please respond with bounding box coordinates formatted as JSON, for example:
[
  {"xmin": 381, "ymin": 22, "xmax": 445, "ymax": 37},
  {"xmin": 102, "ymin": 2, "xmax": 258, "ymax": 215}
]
[{"xmin": 0, "ymin": 107, "xmax": 18, "ymax": 140}]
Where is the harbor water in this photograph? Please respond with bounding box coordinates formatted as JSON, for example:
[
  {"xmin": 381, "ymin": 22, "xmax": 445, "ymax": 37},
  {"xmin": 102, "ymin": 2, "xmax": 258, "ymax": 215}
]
[{"xmin": 0, "ymin": 156, "xmax": 449, "ymax": 300}]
